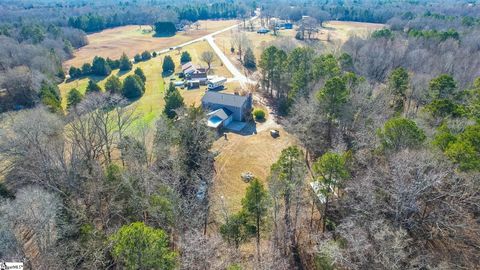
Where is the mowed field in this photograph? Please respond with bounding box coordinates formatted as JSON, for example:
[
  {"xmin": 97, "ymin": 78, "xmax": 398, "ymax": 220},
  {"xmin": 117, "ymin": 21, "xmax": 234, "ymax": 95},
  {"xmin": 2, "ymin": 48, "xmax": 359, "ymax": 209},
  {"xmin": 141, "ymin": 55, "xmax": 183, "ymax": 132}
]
[
  {"xmin": 59, "ymin": 40, "xmax": 232, "ymax": 126},
  {"xmin": 320, "ymin": 20, "xmax": 385, "ymax": 42},
  {"xmin": 210, "ymin": 119, "xmax": 297, "ymax": 222},
  {"xmin": 64, "ymin": 20, "xmax": 239, "ymax": 69}
]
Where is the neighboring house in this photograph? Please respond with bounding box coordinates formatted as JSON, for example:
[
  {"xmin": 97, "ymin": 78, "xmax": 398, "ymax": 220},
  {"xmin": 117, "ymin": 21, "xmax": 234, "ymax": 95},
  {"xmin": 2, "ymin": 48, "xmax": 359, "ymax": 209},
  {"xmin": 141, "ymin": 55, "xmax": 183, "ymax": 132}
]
[
  {"xmin": 284, "ymin": 22, "xmax": 293, "ymax": 29},
  {"xmin": 182, "ymin": 61, "xmax": 208, "ymax": 84},
  {"xmin": 257, "ymin": 28, "xmax": 269, "ymax": 34},
  {"xmin": 202, "ymin": 91, "xmax": 253, "ymax": 128}
]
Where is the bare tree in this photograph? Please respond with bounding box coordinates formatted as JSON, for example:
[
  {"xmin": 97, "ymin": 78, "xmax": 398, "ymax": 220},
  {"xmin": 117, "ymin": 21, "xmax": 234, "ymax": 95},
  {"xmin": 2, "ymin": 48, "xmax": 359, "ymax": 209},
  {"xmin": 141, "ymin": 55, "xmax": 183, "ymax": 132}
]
[
  {"xmin": 231, "ymin": 32, "xmax": 250, "ymax": 62},
  {"xmin": 200, "ymin": 51, "xmax": 215, "ymax": 71},
  {"xmin": 1, "ymin": 187, "xmax": 61, "ymax": 269}
]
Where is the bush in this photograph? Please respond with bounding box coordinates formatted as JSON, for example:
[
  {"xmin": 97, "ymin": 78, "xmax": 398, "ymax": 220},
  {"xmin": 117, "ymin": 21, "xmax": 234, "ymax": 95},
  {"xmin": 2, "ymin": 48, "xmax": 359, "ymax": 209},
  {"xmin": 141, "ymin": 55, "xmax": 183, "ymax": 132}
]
[{"xmin": 253, "ymin": 109, "xmax": 266, "ymax": 121}]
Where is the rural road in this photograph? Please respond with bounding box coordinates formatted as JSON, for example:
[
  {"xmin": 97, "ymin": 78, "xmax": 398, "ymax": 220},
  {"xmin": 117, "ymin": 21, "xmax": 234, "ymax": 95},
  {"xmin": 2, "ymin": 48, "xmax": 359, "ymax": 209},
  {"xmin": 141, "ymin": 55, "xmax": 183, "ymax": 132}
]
[{"xmin": 154, "ymin": 11, "xmax": 259, "ymax": 86}]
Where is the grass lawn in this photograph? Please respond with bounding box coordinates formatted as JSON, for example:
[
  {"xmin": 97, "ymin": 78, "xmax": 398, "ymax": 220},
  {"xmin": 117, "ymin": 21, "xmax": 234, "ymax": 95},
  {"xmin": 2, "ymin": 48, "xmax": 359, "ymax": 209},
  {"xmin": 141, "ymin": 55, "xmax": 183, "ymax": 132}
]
[
  {"xmin": 64, "ymin": 20, "xmax": 239, "ymax": 69},
  {"xmin": 321, "ymin": 21, "xmax": 385, "ymax": 43},
  {"xmin": 210, "ymin": 124, "xmax": 297, "ymax": 222},
  {"xmin": 214, "ymin": 19, "xmax": 299, "ymax": 75},
  {"xmin": 59, "ymin": 41, "xmax": 232, "ymax": 128}
]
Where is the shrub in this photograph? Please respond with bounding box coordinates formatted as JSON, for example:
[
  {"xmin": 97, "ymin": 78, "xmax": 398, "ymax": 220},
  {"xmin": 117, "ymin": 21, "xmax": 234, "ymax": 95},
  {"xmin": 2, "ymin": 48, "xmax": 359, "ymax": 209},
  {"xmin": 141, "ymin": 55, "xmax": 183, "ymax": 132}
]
[{"xmin": 253, "ymin": 109, "xmax": 265, "ymax": 121}]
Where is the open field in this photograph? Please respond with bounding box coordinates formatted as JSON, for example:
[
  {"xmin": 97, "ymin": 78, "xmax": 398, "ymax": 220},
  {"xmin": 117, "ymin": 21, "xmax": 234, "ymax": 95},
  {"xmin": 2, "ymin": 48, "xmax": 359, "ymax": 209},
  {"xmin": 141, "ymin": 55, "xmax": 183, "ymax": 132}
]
[
  {"xmin": 320, "ymin": 20, "xmax": 385, "ymax": 42},
  {"xmin": 64, "ymin": 19, "xmax": 239, "ymax": 69},
  {"xmin": 214, "ymin": 20, "xmax": 385, "ymax": 74},
  {"xmin": 214, "ymin": 19, "xmax": 299, "ymax": 75},
  {"xmin": 59, "ymin": 41, "xmax": 232, "ymax": 126},
  {"xmin": 210, "ymin": 117, "xmax": 297, "ymax": 220}
]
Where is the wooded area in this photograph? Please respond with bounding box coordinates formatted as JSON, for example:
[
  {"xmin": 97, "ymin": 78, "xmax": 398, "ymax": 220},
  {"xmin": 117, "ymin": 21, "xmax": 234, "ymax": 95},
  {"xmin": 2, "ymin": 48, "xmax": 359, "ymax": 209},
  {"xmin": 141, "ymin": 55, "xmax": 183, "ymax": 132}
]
[{"xmin": 1, "ymin": 0, "xmax": 480, "ymax": 269}]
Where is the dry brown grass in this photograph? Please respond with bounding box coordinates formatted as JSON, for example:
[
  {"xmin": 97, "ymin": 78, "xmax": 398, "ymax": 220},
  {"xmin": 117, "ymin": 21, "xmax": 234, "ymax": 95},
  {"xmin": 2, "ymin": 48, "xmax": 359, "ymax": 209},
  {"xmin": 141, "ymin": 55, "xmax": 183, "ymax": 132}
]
[
  {"xmin": 320, "ymin": 20, "xmax": 385, "ymax": 42},
  {"xmin": 64, "ymin": 20, "xmax": 239, "ymax": 69},
  {"xmin": 210, "ymin": 125, "xmax": 296, "ymax": 220}
]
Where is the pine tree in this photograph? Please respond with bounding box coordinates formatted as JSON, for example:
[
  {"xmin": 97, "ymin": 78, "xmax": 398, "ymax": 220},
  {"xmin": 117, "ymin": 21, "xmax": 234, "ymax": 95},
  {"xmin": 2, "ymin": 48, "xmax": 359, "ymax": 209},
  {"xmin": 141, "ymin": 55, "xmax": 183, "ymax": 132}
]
[
  {"xmin": 105, "ymin": 75, "xmax": 123, "ymax": 94},
  {"xmin": 119, "ymin": 53, "xmax": 132, "ymax": 71},
  {"xmin": 92, "ymin": 56, "xmax": 111, "ymax": 76},
  {"xmin": 134, "ymin": 67, "xmax": 146, "ymax": 83},
  {"xmin": 122, "ymin": 75, "xmax": 144, "ymax": 99},
  {"xmin": 180, "ymin": 51, "xmax": 192, "ymax": 63},
  {"xmin": 67, "ymin": 88, "xmax": 83, "ymax": 109},
  {"xmin": 162, "ymin": 56, "xmax": 175, "ymax": 73},
  {"xmin": 243, "ymin": 47, "xmax": 256, "ymax": 69},
  {"xmin": 163, "ymin": 83, "xmax": 184, "ymax": 119},
  {"xmin": 241, "ymin": 178, "xmax": 269, "ymax": 260},
  {"xmin": 86, "ymin": 79, "xmax": 101, "ymax": 93}
]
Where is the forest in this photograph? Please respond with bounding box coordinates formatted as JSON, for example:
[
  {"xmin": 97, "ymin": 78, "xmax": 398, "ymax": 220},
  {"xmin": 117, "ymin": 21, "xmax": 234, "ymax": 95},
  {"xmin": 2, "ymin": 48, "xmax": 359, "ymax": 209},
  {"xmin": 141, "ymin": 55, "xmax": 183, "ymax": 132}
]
[{"xmin": 1, "ymin": 0, "xmax": 480, "ymax": 269}]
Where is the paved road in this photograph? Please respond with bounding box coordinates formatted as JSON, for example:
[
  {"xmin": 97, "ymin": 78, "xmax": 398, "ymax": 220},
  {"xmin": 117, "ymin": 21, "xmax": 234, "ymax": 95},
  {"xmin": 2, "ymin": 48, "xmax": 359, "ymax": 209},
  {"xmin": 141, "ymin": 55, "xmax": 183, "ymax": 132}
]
[{"xmin": 152, "ymin": 11, "xmax": 259, "ymax": 87}]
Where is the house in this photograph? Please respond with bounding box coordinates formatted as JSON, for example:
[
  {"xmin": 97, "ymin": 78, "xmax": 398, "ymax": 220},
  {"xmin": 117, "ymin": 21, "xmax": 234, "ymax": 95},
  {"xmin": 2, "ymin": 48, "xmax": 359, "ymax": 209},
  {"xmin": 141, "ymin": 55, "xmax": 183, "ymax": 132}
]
[
  {"xmin": 202, "ymin": 91, "xmax": 253, "ymax": 128},
  {"xmin": 182, "ymin": 61, "xmax": 208, "ymax": 85},
  {"xmin": 206, "ymin": 108, "xmax": 233, "ymax": 129},
  {"xmin": 257, "ymin": 28, "xmax": 269, "ymax": 34}
]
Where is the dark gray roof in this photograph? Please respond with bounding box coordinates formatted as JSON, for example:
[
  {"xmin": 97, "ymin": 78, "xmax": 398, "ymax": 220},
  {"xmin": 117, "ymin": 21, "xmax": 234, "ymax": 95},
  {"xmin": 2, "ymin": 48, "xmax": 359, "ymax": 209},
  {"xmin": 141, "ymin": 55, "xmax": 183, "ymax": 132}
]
[{"xmin": 202, "ymin": 91, "xmax": 248, "ymax": 108}]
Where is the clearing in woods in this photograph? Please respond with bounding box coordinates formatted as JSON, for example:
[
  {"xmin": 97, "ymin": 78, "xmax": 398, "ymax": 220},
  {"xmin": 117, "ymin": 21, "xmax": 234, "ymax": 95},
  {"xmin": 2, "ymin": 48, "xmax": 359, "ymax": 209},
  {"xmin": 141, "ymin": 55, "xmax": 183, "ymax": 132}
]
[
  {"xmin": 214, "ymin": 20, "xmax": 384, "ymax": 74},
  {"xmin": 64, "ymin": 20, "xmax": 239, "ymax": 69}
]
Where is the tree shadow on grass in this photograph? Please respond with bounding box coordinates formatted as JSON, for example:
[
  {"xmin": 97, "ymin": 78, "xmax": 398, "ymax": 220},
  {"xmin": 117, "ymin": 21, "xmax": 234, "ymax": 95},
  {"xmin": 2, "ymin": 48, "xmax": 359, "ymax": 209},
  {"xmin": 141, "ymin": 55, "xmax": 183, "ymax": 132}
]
[
  {"xmin": 153, "ymin": 32, "xmax": 176, "ymax": 38},
  {"xmin": 162, "ymin": 71, "xmax": 174, "ymax": 78},
  {"xmin": 116, "ymin": 69, "xmax": 131, "ymax": 77}
]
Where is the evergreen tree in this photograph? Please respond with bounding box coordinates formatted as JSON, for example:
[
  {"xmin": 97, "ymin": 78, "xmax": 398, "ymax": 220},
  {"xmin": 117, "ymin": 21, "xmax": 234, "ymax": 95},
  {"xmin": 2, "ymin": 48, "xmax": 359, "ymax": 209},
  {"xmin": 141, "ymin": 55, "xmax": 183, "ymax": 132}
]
[
  {"xmin": 82, "ymin": 63, "xmax": 92, "ymax": 75},
  {"xmin": 134, "ymin": 67, "xmax": 147, "ymax": 83},
  {"xmin": 180, "ymin": 51, "xmax": 192, "ymax": 63},
  {"xmin": 39, "ymin": 82, "xmax": 62, "ymax": 113},
  {"xmin": 241, "ymin": 178, "xmax": 269, "ymax": 259},
  {"xmin": 92, "ymin": 56, "xmax": 111, "ymax": 76},
  {"xmin": 105, "ymin": 75, "xmax": 123, "ymax": 94},
  {"xmin": 312, "ymin": 151, "xmax": 349, "ymax": 231},
  {"xmin": 86, "ymin": 79, "xmax": 101, "ymax": 93},
  {"xmin": 67, "ymin": 88, "xmax": 83, "ymax": 109},
  {"xmin": 377, "ymin": 117, "xmax": 426, "ymax": 151},
  {"xmin": 162, "ymin": 55, "xmax": 175, "ymax": 73},
  {"xmin": 220, "ymin": 212, "xmax": 255, "ymax": 249},
  {"xmin": 141, "ymin": 50, "xmax": 152, "ymax": 61},
  {"xmin": 163, "ymin": 83, "xmax": 184, "ymax": 119},
  {"xmin": 119, "ymin": 53, "xmax": 132, "ymax": 71},
  {"xmin": 122, "ymin": 75, "xmax": 144, "ymax": 99},
  {"xmin": 243, "ymin": 47, "xmax": 256, "ymax": 69},
  {"xmin": 69, "ymin": 66, "xmax": 82, "ymax": 79},
  {"xmin": 110, "ymin": 222, "xmax": 177, "ymax": 270},
  {"xmin": 388, "ymin": 67, "xmax": 409, "ymax": 112},
  {"xmin": 317, "ymin": 76, "xmax": 349, "ymax": 146},
  {"xmin": 106, "ymin": 58, "xmax": 120, "ymax": 70},
  {"xmin": 429, "ymin": 74, "xmax": 456, "ymax": 99},
  {"xmin": 134, "ymin": 54, "xmax": 142, "ymax": 63}
]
